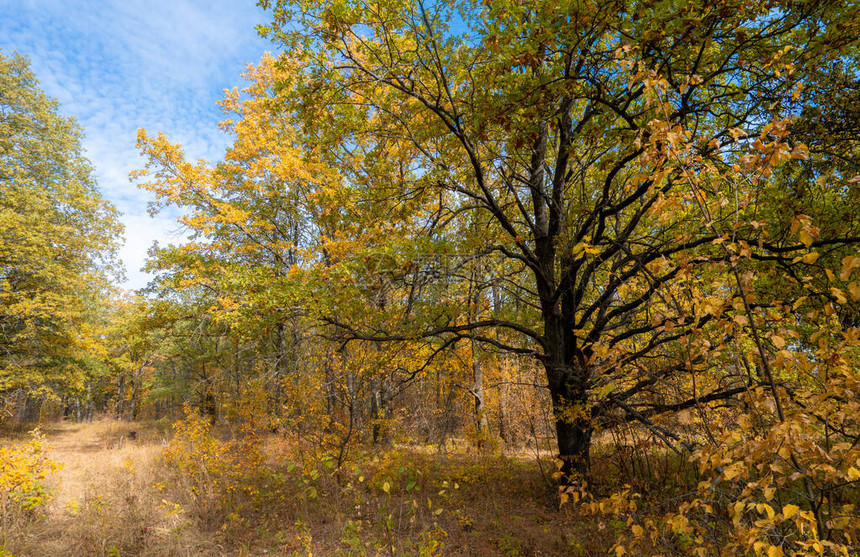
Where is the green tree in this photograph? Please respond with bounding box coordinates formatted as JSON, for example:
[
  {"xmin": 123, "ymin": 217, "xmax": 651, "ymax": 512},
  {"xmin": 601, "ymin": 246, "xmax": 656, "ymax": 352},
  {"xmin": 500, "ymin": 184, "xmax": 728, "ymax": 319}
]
[{"xmin": 0, "ymin": 50, "xmax": 123, "ymax": 419}]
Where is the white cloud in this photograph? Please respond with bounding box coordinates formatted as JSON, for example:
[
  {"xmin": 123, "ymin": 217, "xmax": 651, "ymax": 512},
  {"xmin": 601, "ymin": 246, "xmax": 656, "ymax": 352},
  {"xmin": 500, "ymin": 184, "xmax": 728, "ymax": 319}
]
[
  {"xmin": 1, "ymin": 0, "xmax": 273, "ymax": 290},
  {"xmin": 120, "ymin": 213, "xmax": 188, "ymax": 288}
]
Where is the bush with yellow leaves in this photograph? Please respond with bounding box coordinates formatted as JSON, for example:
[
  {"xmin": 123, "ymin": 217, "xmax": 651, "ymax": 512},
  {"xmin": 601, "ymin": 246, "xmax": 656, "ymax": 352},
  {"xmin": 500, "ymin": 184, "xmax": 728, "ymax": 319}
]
[
  {"xmin": 0, "ymin": 429, "xmax": 60, "ymax": 543},
  {"xmin": 161, "ymin": 405, "xmax": 265, "ymax": 528},
  {"xmin": 567, "ymin": 378, "xmax": 860, "ymax": 556},
  {"xmin": 561, "ymin": 240, "xmax": 860, "ymax": 556}
]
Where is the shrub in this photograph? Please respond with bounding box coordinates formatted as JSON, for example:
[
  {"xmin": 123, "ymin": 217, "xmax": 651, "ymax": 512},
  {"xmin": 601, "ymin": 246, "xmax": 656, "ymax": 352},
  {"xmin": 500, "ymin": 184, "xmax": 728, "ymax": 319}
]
[
  {"xmin": 0, "ymin": 429, "xmax": 60, "ymax": 543},
  {"xmin": 161, "ymin": 406, "xmax": 265, "ymax": 526}
]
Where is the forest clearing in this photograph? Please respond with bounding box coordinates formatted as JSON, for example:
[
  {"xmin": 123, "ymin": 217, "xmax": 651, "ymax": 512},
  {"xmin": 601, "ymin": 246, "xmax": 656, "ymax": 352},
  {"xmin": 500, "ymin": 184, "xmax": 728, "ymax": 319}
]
[
  {"xmin": 2, "ymin": 419, "xmax": 614, "ymax": 556},
  {"xmin": 3, "ymin": 0, "xmax": 860, "ymax": 555}
]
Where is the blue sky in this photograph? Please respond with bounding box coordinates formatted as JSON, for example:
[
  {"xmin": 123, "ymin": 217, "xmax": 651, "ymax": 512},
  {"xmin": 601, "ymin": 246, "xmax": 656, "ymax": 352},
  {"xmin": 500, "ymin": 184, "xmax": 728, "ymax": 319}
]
[{"xmin": 0, "ymin": 0, "xmax": 274, "ymax": 290}]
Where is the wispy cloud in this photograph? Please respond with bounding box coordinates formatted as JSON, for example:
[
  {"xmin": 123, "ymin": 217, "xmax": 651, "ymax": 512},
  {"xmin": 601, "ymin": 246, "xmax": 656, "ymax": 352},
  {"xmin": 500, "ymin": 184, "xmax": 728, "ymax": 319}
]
[{"xmin": 1, "ymin": 0, "xmax": 273, "ymax": 289}]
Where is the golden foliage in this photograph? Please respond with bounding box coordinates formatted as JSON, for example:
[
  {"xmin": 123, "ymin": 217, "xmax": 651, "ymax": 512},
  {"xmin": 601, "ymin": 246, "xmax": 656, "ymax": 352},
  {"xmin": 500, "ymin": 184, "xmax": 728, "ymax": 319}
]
[{"xmin": 0, "ymin": 429, "xmax": 60, "ymax": 542}]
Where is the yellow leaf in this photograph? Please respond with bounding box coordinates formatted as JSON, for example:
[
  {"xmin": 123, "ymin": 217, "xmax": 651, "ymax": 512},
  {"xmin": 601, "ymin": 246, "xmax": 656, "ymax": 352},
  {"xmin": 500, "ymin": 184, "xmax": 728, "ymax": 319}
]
[
  {"xmin": 631, "ymin": 524, "xmax": 645, "ymax": 538},
  {"xmin": 757, "ymin": 502, "xmax": 775, "ymax": 519},
  {"xmin": 840, "ymin": 255, "xmax": 860, "ymax": 281},
  {"xmin": 798, "ymin": 230, "xmax": 813, "ymax": 248},
  {"xmin": 382, "ymin": 481, "xmax": 390, "ymax": 494},
  {"xmin": 723, "ymin": 462, "xmax": 744, "ymax": 481},
  {"xmin": 791, "ymin": 143, "xmax": 809, "ymax": 160},
  {"xmin": 783, "ymin": 504, "xmax": 799, "ymax": 519},
  {"xmin": 801, "ymin": 252, "xmax": 819, "ymax": 264},
  {"xmin": 768, "ymin": 545, "xmax": 785, "ymax": 557},
  {"xmin": 771, "ymin": 335, "xmax": 785, "ymax": 349},
  {"xmin": 848, "ymin": 282, "xmax": 860, "ymax": 302},
  {"xmin": 669, "ymin": 514, "xmax": 690, "ymax": 534},
  {"xmin": 792, "ymin": 83, "xmax": 803, "ymax": 101},
  {"xmin": 831, "ymin": 288, "xmax": 848, "ymax": 305}
]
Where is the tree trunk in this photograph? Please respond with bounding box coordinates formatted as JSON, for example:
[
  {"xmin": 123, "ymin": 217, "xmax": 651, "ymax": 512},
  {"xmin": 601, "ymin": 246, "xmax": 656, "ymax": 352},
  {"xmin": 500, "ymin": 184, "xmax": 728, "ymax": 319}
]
[
  {"xmin": 541, "ymin": 273, "xmax": 593, "ymax": 480},
  {"xmin": 273, "ymin": 322, "xmax": 287, "ymax": 416},
  {"xmin": 369, "ymin": 377, "xmax": 393, "ymax": 445},
  {"xmin": 18, "ymin": 394, "xmax": 41, "ymax": 423},
  {"xmin": 324, "ymin": 354, "xmax": 338, "ymax": 424},
  {"xmin": 347, "ymin": 369, "xmax": 359, "ymax": 432},
  {"xmin": 116, "ymin": 374, "xmax": 125, "ymax": 419},
  {"xmin": 499, "ymin": 379, "xmax": 508, "ymax": 445},
  {"xmin": 550, "ymin": 382, "xmax": 592, "ymax": 478},
  {"xmin": 203, "ymin": 391, "xmax": 217, "ymax": 424},
  {"xmin": 127, "ymin": 365, "xmax": 141, "ymax": 421},
  {"xmin": 370, "ymin": 386, "xmax": 381, "ymax": 443},
  {"xmin": 200, "ymin": 363, "xmax": 217, "ymax": 424},
  {"xmin": 472, "ymin": 341, "xmax": 488, "ymax": 446}
]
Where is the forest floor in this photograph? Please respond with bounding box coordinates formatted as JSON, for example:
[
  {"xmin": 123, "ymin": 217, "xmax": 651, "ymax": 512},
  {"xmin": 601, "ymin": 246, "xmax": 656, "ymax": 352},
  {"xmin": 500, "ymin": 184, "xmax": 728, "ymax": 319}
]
[{"xmin": 1, "ymin": 420, "xmax": 616, "ymax": 556}]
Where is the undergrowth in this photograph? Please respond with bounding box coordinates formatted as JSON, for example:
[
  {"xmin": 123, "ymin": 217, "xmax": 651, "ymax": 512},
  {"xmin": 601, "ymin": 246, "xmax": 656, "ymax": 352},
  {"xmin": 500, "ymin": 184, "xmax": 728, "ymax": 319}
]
[
  {"xmin": 13, "ymin": 409, "xmax": 854, "ymax": 556},
  {"xmin": 0, "ymin": 429, "xmax": 60, "ymax": 549},
  {"xmin": 2, "ymin": 416, "xmax": 614, "ymax": 556}
]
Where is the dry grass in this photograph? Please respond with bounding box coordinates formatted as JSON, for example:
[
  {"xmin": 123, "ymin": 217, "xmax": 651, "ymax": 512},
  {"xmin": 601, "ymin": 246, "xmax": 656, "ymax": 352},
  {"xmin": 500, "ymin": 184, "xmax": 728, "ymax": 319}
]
[
  {"xmin": 1, "ymin": 420, "xmax": 614, "ymax": 556},
  {"xmin": 3, "ymin": 420, "xmax": 206, "ymax": 556}
]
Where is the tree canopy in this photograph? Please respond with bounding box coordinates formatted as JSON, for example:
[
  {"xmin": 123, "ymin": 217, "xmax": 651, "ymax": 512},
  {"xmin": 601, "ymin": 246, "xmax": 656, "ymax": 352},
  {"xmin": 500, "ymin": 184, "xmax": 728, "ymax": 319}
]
[
  {"xmin": 0, "ymin": 50, "xmax": 123, "ymax": 415},
  {"xmin": 246, "ymin": 0, "xmax": 860, "ymax": 475}
]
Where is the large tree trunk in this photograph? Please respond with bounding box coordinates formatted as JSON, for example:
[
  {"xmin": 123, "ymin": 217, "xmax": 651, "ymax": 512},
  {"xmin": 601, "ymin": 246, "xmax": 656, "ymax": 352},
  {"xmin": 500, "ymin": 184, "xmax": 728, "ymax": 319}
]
[
  {"xmin": 273, "ymin": 322, "xmax": 287, "ymax": 416},
  {"xmin": 549, "ymin": 380, "xmax": 592, "ymax": 478},
  {"xmin": 540, "ymin": 257, "xmax": 593, "ymax": 480},
  {"xmin": 498, "ymin": 379, "xmax": 509, "ymax": 446},
  {"xmin": 200, "ymin": 363, "xmax": 217, "ymax": 424},
  {"xmin": 370, "ymin": 379, "xmax": 382, "ymax": 444},
  {"xmin": 17, "ymin": 392, "xmax": 41, "ymax": 423},
  {"xmin": 347, "ymin": 369, "xmax": 359, "ymax": 431},
  {"xmin": 370, "ymin": 380, "xmax": 392, "ymax": 445},
  {"xmin": 116, "ymin": 374, "xmax": 125, "ymax": 419}
]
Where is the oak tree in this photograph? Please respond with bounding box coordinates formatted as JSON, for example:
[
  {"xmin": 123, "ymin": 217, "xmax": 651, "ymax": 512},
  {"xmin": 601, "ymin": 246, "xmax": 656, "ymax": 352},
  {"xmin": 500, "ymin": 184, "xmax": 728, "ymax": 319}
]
[{"xmin": 259, "ymin": 0, "xmax": 860, "ymax": 476}]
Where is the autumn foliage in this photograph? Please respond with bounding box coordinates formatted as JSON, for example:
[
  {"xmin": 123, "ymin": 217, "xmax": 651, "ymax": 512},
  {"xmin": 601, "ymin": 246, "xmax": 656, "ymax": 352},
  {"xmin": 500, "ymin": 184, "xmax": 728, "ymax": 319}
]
[
  {"xmin": 3, "ymin": 0, "xmax": 860, "ymax": 555},
  {"xmin": 0, "ymin": 429, "xmax": 60, "ymax": 545}
]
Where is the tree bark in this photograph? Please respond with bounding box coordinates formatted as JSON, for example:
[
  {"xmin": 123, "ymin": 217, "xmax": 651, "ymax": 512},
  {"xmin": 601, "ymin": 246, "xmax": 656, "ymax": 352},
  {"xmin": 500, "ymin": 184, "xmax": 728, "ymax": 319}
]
[
  {"xmin": 127, "ymin": 365, "xmax": 142, "ymax": 421},
  {"xmin": 549, "ymin": 379, "xmax": 592, "ymax": 478},
  {"xmin": 370, "ymin": 379, "xmax": 382, "ymax": 444},
  {"xmin": 499, "ymin": 379, "xmax": 508, "ymax": 445},
  {"xmin": 472, "ymin": 342, "xmax": 488, "ymax": 446},
  {"xmin": 116, "ymin": 374, "xmax": 125, "ymax": 420},
  {"xmin": 538, "ymin": 246, "xmax": 593, "ymax": 479}
]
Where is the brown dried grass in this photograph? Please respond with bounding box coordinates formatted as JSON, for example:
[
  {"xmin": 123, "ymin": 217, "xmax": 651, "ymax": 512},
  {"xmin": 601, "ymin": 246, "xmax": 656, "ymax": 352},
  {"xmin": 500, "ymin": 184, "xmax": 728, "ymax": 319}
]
[{"xmin": 3, "ymin": 420, "xmax": 612, "ymax": 556}]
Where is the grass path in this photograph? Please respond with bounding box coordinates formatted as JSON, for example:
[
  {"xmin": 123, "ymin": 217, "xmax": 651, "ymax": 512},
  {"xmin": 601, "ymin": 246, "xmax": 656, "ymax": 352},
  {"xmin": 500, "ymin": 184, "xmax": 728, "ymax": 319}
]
[
  {"xmin": 45, "ymin": 421, "xmax": 155, "ymax": 509},
  {"xmin": 7, "ymin": 421, "xmax": 172, "ymax": 556}
]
